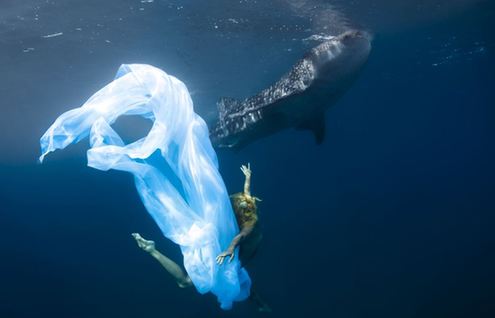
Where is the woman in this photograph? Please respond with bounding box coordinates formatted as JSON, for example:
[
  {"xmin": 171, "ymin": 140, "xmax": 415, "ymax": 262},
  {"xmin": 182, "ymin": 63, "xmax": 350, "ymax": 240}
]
[{"xmin": 132, "ymin": 163, "xmax": 270, "ymax": 312}]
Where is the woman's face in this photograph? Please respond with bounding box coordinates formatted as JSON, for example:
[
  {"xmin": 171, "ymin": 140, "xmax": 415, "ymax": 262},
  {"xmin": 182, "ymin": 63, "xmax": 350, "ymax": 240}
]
[{"xmin": 238, "ymin": 195, "xmax": 255, "ymax": 210}]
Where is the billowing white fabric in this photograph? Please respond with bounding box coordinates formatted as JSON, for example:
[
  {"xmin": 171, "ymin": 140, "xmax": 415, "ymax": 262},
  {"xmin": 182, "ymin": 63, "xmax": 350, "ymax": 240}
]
[{"xmin": 39, "ymin": 64, "xmax": 251, "ymax": 309}]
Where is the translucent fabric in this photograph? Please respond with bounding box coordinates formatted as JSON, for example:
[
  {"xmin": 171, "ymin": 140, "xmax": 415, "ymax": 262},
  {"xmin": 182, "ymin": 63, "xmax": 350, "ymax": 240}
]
[{"xmin": 39, "ymin": 64, "xmax": 251, "ymax": 309}]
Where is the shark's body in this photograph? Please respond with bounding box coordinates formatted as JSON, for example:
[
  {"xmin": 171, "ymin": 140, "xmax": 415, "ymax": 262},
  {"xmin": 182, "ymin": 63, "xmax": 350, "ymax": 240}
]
[{"xmin": 210, "ymin": 30, "xmax": 371, "ymax": 148}]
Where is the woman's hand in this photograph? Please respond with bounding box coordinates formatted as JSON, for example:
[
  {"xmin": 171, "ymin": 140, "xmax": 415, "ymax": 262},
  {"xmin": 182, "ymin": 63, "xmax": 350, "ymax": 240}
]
[
  {"xmin": 240, "ymin": 163, "xmax": 251, "ymax": 178},
  {"xmin": 216, "ymin": 249, "xmax": 235, "ymax": 265}
]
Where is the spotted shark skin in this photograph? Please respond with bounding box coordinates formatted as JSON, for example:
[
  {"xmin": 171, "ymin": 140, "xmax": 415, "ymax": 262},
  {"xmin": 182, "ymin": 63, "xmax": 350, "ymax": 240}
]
[{"xmin": 210, "ymin": 30, "xmax": 371, "ymax": 148}]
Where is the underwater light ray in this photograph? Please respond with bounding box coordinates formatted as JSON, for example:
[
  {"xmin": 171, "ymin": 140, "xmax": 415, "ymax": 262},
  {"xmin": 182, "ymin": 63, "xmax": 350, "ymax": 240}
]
[{"xmin": 39, "ymin": 64, "xmax": 251, "ymax": 309}]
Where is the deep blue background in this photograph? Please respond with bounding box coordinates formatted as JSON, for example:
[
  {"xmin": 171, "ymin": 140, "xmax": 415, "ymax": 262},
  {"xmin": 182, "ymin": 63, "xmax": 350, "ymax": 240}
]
[{"xmin": 1, "ymin": 1, "xmax": 494, "ymax": 317}]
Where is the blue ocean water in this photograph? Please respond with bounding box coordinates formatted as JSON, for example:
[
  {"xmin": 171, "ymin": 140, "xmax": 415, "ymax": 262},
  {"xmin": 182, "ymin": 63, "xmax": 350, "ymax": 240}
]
[{"xmin": 1, "ymin": 1, "xmax": 494, "ymax": 317}]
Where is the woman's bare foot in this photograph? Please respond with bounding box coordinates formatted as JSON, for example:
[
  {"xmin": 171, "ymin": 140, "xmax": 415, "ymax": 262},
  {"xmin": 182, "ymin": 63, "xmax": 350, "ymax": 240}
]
[{"xmin": 132, "ymin": 233, "xmax": 156, "ymax": 253}]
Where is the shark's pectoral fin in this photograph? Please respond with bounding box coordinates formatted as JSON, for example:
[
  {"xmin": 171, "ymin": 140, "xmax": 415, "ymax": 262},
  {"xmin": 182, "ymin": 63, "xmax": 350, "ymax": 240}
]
[{"xmin": 297, "ymin": 114, "xmax": 326, "ymax": 144}]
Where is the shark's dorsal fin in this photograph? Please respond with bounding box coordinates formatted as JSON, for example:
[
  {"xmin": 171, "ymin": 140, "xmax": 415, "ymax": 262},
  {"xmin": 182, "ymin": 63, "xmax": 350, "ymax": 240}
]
[
  {"xmin": 217, "ymin": 97, "xmax": 241, "ymax": 116},
  {"xmin": 297, "ymin": 114, "xmax": 326, "ymax": 144}
]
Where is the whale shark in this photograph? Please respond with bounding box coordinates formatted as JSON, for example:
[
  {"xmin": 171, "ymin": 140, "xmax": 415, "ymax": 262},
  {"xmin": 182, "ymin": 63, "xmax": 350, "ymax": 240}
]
[{"xmin": 210, "ymin": 30, "xmax": 372, "ymax": 148}]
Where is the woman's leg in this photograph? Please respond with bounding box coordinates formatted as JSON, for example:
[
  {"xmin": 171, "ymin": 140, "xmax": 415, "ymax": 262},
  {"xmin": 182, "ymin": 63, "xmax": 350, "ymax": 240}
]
[
  {"xmin": 249, "ymin": 286, "xmax": 272, "ymax": 313},
  {"xmin": 132, "ymin": 233, "xmax": 193, "ymax": 288}
]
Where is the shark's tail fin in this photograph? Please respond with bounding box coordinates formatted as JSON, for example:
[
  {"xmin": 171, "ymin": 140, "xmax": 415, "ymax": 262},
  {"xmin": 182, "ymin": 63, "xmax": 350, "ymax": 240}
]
[{"xmin": 217, "ymin": 97, "xmax": 241, "ymax": 120}]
